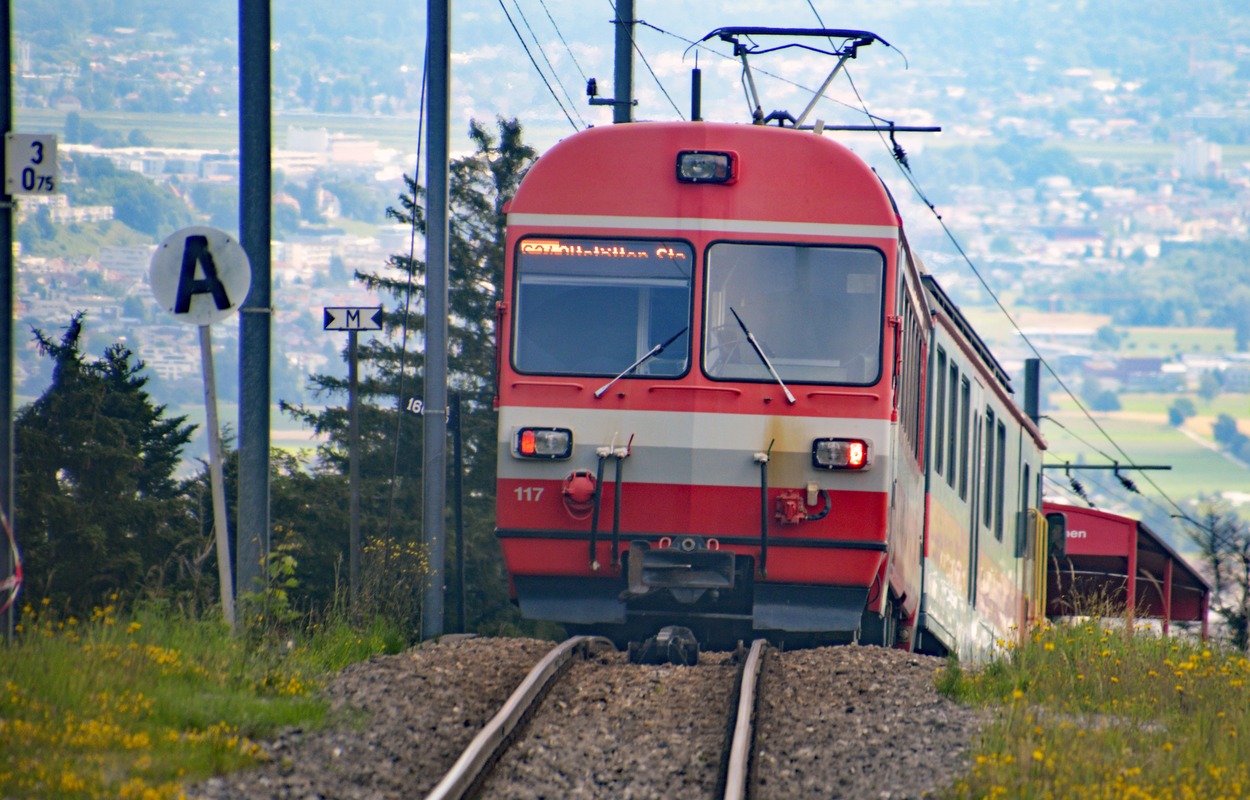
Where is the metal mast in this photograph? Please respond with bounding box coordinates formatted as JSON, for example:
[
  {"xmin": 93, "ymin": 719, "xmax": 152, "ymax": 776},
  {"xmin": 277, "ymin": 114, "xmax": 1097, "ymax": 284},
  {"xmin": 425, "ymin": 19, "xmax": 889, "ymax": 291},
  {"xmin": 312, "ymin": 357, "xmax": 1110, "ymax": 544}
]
[
  {"xmin": 422, "ymin": 0, "xmax": 451, "ymax": 639},
  {"xmin": 237, "ymin": 1, "xmax": 272, "ymax": 598},
  {"xmin": 1, "ymin": 0, "xmax": 14, "ymax": 639}
]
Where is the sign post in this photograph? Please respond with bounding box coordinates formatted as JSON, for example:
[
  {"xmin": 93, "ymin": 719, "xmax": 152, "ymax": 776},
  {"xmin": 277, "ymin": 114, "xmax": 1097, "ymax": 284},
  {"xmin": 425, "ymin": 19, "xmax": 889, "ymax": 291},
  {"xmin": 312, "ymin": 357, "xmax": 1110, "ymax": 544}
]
[
  {"xmin": 3, "ymin": 132, "xmax": 59, "ymax": 636},
  {"xmin": 324, "ymin": 306, "xmax": 383, "ymax": 610},
  {"xmin": 150, "ymin": 227, "xmax": 252, "ymax": 627}
]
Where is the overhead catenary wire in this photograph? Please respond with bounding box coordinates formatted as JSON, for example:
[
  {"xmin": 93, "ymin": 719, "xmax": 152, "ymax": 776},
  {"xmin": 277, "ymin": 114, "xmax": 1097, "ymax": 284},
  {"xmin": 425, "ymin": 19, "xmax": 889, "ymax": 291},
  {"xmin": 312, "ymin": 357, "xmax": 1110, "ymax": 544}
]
[
  {"xmin": 537, "ymin": 0, "xmax": 590, "ymax": 83},
  {"xmin": 606, "ymin": 1, "xmax": 685, "ymax": 119},
  {"xmin": 776, "ymin": 0, "xmax": 1196, "ymax": 529},
  {"xmin": 591, "ymin": 11, "xmax": 1192, "ymax": 531},
  {"xmin": 834, "ymin": 65, "xmax": 1194, "ymax": 526},
  {"xmin": 385, "ymin": 44, "xmax": 429, "ymax": 541},
  {"xmin": 509, "ymin": 0, "xmax": 587, "ymax": 128},
  {"xmin": 1042, "ymin": 414, "xmax": 1121, "ymax": 464},
  {"xmin": 497, "ymin": 0, "xmax": 580, "ymax": 131},
  {"xmin": 1043, "ymin": 472, "xmax": 1095, "ymax": 508},
  {"xmin": 639, "ymin": 14, "xmax": 1176, "ymax": 516},
  {"xmin": 639, "ymin": 19, "xmax": 872, "ymax": 122}
]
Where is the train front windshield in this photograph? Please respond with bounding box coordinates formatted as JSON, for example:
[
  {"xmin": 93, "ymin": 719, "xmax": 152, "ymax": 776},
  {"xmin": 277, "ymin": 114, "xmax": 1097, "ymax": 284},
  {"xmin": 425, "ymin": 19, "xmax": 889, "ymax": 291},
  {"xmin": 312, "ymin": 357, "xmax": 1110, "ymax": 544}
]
[
  {"xmin": 513, "ymin": 237, "xmax": 694, "ymax": 377},
  {"xmin": 704, "ymin": 243, "xmax": 885, "ymax": 385}
]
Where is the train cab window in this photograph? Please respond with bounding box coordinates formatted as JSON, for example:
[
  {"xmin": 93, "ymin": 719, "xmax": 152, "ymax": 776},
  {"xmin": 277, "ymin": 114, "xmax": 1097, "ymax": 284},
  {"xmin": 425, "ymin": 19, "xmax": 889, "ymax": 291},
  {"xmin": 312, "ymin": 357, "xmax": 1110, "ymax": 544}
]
[
  {"xmin": 512, "ymin": 237, "xmax": 693, "ymax": 377},
  {"xmin": 703, "ymin": 243, "xmax": 884, "ymax": 385}
]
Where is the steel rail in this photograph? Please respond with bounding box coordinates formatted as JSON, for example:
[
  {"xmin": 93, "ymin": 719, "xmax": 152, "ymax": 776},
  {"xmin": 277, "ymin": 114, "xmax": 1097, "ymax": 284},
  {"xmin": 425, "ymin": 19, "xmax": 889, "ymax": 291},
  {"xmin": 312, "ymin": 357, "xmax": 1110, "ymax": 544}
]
[
  {"xmin": 424, "ymin": 635, "xmax": 610, "ymax": 800},
  {"xmin": 723, "ymin": 638, "xmax": 768, "ymax": 800}
]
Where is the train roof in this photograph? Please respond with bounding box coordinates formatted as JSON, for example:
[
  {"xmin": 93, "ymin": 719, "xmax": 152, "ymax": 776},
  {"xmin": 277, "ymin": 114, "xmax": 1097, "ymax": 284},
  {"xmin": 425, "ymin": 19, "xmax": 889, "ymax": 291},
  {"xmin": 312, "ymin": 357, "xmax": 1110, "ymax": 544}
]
[
  {"xmin": 510, "ymin": 121, "xmax": 900, "ymax": 234},
  {"xmin": 920, "ymin": 274, "xmax": 1013, "ymax": 393}
]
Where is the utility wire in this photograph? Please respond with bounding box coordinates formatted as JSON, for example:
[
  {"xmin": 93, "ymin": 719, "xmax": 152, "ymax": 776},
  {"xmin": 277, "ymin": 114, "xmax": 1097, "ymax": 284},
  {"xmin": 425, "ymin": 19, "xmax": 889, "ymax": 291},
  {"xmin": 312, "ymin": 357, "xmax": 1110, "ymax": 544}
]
[
  {"xmin": 606, "ymin": 2, "xmax": 685, "ymax": 119},
  {"xmin": 537, "ymin": 0, "xmax": 589, "ymax": 83},
  {"xmin": 653, "ymin": 5, "xmax": 1183, "ymax": 524},
  {"xmin": 385, "ymin": 44, "xmax": 429, "ymax": 541},
  {"xmin": 497, "ymin": 0, "xmax": 580, "ymax": 131},
  {"xmin": 639, "ymin": 19, "xmax": 868, "ymax": 121},
  {"xmin": 1043, "ymin": 472, "xmax": 1094, "ymax": 508},
  {"xmin": 800, "ymin": 3, "xmax": 1190, "ymax": 522},
  {"xmin": 510, "ymin": 0, "xmax": 587, "ymax": 127},
  {"xmin": 1041, "ymin": 414, "xmax": 1120, "ymax": 464},
  {"xmin": 801, "ymin": 0, "xmax": 1191, "ymax": 527},
  {"xmin": 837, "ymin": 65, "xmax": 1193, "ymax": 525}
]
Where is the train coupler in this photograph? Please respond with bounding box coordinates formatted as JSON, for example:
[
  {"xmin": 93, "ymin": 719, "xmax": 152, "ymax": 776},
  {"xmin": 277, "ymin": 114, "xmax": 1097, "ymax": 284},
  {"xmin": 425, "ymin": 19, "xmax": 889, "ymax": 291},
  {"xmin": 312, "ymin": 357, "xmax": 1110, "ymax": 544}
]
[
  {"xmin": 623, "ymin": 538, "xmax": 735, "ymax": 605},
  {"xmin": 628, "ymin": 625, "xmax": 700, "ymax": 666}
]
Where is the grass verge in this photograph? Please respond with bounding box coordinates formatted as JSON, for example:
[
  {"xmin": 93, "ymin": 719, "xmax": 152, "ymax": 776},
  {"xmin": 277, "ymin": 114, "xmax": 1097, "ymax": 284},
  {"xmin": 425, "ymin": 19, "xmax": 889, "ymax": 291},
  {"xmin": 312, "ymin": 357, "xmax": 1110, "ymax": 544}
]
[
  {"xmin": 940, "ymin": 617, "xmax": 1250, "ymax": 798},
  {"xmin": 0, "ymin": 598, "xmax": 405, "ymax": 799}
]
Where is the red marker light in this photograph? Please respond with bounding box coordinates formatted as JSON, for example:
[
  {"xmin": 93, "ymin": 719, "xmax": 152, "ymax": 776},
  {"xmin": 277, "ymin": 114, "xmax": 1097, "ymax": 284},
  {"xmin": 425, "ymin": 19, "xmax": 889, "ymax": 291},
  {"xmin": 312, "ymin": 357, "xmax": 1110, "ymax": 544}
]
[
  {"xmin": 847, "ymin": 441, "xmax": 866, "ymax": 468},
  {"xmin": 514, "ymin": 427, "xmax": 573, "ymax": 459}
]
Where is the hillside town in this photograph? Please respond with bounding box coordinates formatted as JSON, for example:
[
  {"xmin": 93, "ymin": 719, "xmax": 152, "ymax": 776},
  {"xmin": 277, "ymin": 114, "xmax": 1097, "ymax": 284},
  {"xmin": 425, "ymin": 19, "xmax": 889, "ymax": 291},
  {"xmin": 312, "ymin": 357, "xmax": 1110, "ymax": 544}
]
[{"xmin": 9, "ymin": 1, "xmax": 1250, "ymax": 412}]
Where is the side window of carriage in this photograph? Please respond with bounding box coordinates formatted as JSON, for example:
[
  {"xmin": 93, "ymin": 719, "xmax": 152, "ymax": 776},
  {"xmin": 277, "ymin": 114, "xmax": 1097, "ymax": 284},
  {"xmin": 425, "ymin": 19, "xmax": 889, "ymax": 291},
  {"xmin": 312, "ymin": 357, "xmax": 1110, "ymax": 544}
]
[{"xmin": 934, "ymin": 347, "xmax": 947, "ymax": 477}]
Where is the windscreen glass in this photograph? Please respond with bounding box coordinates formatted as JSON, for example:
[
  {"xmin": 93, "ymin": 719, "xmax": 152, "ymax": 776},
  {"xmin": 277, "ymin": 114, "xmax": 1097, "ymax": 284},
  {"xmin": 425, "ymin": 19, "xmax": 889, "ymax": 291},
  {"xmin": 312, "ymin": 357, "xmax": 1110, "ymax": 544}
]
[
  {"xmin": 704, "ymin": 243, "xmax": 884, "ymax": 385},
  {"xmin": 513, "ymin": 237, "xmax": 693, "ymax": 377}
]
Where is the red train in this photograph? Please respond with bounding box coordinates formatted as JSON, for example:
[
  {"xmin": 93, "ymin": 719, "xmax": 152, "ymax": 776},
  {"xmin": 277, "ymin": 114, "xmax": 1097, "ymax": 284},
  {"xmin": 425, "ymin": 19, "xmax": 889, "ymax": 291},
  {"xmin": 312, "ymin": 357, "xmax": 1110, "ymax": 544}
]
[{"xmin": 494, "ymin": 29, "xmax": 1050, "ymax": 659}]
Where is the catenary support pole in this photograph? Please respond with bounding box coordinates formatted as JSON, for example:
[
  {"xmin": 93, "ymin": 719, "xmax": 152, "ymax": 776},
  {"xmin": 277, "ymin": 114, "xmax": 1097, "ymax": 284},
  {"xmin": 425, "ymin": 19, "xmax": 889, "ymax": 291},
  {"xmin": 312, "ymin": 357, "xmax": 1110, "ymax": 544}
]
[
  {"xmin": 1, "ymin": 0, "xmax": 14, "ymax": 640},
  {"xmin": 422, "ymin": 0, "xmax": 451, "ymax": 639},
  {"xmin": 237, "ymin": 1, "xmax": 272, "ymax": 598},
  {"xmin": 613, "ymin": 0, "xmax": 635, "ymax": 124}
]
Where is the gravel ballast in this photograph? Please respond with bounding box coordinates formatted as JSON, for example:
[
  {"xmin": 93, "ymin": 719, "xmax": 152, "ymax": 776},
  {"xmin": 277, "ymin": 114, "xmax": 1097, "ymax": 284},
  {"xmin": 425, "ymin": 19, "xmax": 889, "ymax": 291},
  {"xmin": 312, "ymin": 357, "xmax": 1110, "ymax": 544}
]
[
  {"xmin": 186, "ymin": 637, "xmax": 983, "ymax": 799},
  {"xmin": 753, "ymin": 645, "xmax": 985, "ymax": 799}
]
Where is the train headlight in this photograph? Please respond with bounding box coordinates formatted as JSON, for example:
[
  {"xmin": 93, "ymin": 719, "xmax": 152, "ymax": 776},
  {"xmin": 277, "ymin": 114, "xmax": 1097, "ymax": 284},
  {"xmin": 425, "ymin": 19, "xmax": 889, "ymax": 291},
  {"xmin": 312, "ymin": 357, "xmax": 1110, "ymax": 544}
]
[
  {"xmin": 812, "ymin": 438, "xmax": 870, "ymax": 470},
  {"xmin": 676, "ymin": 151, "xmax": 735, "ymax": 184},
  {"xmin": 513, "ymin": 427, "xmax": 573, "ymax": 459}
]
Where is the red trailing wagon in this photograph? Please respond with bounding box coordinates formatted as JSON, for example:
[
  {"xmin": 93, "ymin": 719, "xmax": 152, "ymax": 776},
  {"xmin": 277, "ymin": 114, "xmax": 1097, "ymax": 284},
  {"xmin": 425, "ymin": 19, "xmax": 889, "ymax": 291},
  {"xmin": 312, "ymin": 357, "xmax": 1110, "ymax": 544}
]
[{"xmin": 494, "ymin": 28, "xmax": 1050, "ymax": 659}]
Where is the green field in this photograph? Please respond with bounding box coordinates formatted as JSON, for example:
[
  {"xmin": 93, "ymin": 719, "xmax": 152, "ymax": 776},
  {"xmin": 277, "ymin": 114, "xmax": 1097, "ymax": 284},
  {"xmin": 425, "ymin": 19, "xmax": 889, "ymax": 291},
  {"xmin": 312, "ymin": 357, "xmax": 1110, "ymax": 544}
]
[
  {"xmin": 1042, "ymin": 393, "xmax": 1250, "ymax": 501},
  {"xmin": 1118, "ymin": 326, "xmax": 1238, "ymax": 355},
  {"xmin": 16, "ymin": 108, "xmax": 425, "ymax": 152},
  {"xmin": 929, "ymin": 136, "xmax": 1250, "ymax": 169}
]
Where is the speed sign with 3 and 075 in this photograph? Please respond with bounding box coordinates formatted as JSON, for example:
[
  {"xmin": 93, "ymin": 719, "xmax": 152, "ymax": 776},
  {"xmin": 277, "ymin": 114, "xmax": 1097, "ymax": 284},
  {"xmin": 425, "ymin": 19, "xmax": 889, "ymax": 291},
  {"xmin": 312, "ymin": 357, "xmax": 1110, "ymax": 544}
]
[{"xmin": 5, "ymin": 133, "xmax": 58, "ymax": 196}]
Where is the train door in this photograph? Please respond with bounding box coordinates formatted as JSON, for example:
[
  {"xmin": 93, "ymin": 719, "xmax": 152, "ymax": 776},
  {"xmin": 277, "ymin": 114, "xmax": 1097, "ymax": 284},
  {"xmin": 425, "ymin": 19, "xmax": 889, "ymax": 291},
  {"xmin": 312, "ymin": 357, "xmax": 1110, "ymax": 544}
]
[{"xmin": 967, "ymin": 409, "xmax": 981, "ymax": 606}]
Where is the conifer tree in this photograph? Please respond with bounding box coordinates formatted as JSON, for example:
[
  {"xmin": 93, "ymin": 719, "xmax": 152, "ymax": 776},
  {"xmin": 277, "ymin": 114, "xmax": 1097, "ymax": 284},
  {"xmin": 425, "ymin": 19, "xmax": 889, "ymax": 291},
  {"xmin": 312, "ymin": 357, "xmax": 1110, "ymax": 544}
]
[
  {"xmin": 280, "ymin": 118, "xmax": 536, "ymax": 631},
  {"xmin": 16, "ymin": 314, "xmax": 197, "ymax": 612}
]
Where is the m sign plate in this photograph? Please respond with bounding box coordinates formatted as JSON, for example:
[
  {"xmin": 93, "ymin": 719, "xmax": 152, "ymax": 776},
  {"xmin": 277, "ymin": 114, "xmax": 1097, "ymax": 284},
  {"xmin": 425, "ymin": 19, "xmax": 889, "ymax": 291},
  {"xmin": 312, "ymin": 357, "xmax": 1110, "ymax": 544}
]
[
  {"xmin": 149, "ymin": 226, "xmax": 252, "ymax": 326},
  {"xmin": 324, "ymin": 307, "xmax": 384, "ymax": 331}
]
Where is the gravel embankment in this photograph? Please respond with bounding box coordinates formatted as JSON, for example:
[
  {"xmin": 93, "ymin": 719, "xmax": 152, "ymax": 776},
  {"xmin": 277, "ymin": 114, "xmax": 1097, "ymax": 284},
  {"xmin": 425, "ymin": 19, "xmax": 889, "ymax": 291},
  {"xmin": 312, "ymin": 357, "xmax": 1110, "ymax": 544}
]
[
  {"xmin": 753, "ymin": 645, "xmax": 985, "ymax": 799},
  {"xmin": 186, "ymin": 636, "xmax": 553, "ymax": 800},
  {"xmin": 186, "ymin": 637, "xmax": 984, "ymax": 800}
]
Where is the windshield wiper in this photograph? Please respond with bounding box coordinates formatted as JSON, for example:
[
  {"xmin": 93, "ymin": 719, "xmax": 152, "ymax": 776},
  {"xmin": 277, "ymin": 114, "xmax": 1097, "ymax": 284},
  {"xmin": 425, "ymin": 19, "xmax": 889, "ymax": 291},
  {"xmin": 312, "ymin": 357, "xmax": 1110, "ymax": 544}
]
[
  {"xmin": 594, "ymin": 326, "xmax": 689, "ymax": 398},
  {"xmin": 730, "ymin": 307, "xmax": 796, "ymax": 404}
]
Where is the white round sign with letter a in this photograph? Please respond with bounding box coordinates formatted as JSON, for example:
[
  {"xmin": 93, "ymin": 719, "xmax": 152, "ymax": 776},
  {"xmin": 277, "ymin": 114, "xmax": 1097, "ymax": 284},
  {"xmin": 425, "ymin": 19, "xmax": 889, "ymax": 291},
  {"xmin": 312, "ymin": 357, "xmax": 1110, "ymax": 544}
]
[{"xmin": 149, "ymin": 226, "xmax": 253, "ymax": 326}]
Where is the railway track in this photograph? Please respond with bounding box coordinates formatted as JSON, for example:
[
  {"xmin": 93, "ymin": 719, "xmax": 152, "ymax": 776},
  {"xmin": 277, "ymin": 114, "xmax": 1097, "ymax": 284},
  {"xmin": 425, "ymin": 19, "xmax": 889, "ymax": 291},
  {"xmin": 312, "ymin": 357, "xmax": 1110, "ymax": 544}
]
[
  {"xmin": 186, "ymin": 635, "xmax": 980, "ymax": 799},
  {"xmin": 424, "ymin": 636, "xmax": 770, "ymax": 800}
]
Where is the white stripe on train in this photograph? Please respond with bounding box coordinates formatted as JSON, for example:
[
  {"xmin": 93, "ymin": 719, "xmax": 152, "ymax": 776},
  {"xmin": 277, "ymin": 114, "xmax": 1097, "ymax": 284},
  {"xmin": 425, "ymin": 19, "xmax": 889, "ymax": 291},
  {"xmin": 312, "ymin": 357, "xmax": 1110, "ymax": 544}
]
[
  {"xmin": 507, "ymin": 213, "xmax": 898, "ymax": 240},
  {"xmin": 497, "ymin": 407, "xmax": 893, "ymax": 491}
]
